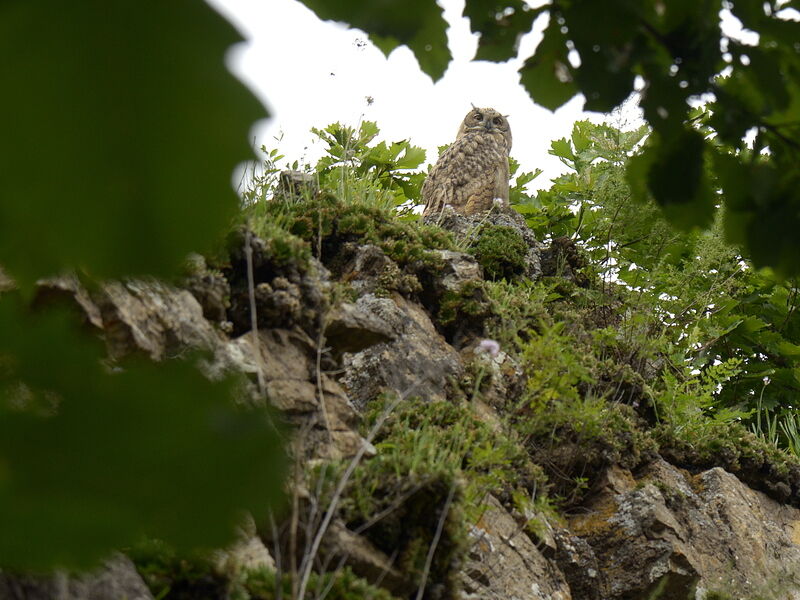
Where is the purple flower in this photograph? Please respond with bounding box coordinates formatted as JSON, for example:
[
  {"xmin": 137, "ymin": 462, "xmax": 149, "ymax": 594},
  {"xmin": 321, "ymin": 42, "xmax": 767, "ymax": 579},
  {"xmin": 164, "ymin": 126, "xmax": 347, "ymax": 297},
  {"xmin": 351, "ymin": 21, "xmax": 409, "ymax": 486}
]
[{"xmin": 477, "ymin": 339, "xmax": 500, "ymax": 357}]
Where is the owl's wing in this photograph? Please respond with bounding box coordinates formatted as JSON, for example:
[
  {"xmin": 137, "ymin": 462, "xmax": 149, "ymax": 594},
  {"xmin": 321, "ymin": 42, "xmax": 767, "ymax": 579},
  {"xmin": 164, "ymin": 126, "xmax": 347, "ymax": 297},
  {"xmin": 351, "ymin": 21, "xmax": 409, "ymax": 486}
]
[
  {"xmin": 421, "ymin": 146, "xmax": 457, "ymax": 216},
  {"xmin": 423, "ymin": 133, "xmax": 507, "ymax": 216}
]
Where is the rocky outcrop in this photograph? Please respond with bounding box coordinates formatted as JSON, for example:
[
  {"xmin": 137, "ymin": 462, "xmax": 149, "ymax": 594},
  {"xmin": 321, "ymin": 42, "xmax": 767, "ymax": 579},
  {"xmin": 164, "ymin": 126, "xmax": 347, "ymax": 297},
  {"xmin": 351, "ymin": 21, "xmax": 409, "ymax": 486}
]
[
  {"xmin": 424, "ymin": 206, "xmax": 543, "ymax": 280},
  {"xmin": 0, "ymin": 555, "xmax": 153, "ymax": 600},
  {"xmin": 24, "ymin": 226, "xmax": 800, "ymax": 600},
  {"xmin": 463, "ymin": 495, "xmax": 571, "ymax": 600},
  {"xmin": 340, "ymin": 293, "xmax": 463, "ymax": 410},
  {"xmin": 567, "ymin": 459, "xmax": 800, "ymax": 599}
]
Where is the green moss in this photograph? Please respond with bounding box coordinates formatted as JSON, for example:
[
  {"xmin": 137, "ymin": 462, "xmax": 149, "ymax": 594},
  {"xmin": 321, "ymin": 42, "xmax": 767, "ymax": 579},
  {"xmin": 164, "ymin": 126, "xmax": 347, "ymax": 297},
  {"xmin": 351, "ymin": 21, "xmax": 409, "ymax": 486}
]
[
  {"xmin": 246, "ymin": 194, "xmax": 453, "ymax": 275},
  {"xmin": 656, "ymin": 419, "xmax": 800, "ymax": 506},
  {"xmin": 307, "ymin": 396, "xmax": 551, "ymax": 599},
  {"xmin": 468, "ymin": 224, "xmax": 528, "ymax": 281},
  {"xmin": 437, "ymin": 280, "xmax": 492, "ymax": 328}
]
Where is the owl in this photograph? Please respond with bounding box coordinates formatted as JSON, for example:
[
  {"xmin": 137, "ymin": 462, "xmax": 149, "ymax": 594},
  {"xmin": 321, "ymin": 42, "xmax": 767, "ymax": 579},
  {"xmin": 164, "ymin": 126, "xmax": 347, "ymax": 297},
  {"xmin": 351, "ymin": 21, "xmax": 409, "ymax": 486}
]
[{"xmin": 422, "ymin": 107, "xmax": 512, "ymax": 217}]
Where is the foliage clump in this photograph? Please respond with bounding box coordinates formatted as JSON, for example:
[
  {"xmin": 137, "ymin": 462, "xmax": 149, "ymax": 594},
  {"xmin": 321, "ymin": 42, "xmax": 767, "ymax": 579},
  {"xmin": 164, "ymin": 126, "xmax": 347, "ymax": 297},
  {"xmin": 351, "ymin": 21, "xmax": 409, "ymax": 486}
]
[
  {"xmin": 248, "ymin": 193, "xmax": 452, "ymax": 273},
  {"xmin": 468, "ymin": 224, "xmax": 528, "ymax": 281},
  {"xmin": 131, "ymin": 538, "xmax": 400, "ymax": 600}
]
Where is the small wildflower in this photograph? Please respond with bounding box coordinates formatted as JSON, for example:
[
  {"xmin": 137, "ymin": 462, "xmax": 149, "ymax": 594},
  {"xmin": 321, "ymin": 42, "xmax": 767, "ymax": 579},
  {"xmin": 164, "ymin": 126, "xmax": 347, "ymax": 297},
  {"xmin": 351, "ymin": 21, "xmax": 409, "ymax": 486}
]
[{"xmin": 477, "ymin": 339, "xmax": 500, "ymax": 357}]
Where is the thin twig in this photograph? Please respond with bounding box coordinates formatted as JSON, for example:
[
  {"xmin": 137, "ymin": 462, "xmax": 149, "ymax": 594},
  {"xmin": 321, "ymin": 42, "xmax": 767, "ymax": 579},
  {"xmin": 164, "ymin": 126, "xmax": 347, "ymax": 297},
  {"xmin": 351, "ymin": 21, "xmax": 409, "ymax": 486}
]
[
  {"xmin": 269, "ymin": 510, "xmax": 284, "ymax": 600},
  {"xmin": 315, "ymin": 325, "xmax": 333, "ymax": 445},
  {"xmin": 244, "ymin": 229, "xmax": 267, "ymax": 396},
  {"xmin": 296, "ymin": 386, "xmax": 416, "ymax": 600}
]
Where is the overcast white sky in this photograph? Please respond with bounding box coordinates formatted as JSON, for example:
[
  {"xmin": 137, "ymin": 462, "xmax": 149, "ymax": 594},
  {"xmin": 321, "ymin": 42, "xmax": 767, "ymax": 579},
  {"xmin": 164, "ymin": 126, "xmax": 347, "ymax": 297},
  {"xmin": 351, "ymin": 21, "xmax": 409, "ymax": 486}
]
[
  {"xmin": 206, "ymin": 0, "xmax": 619, "ymax": 190},
  {"xmin": 206, "ymin": 0, "xmax": 777, "ymax": 191}
]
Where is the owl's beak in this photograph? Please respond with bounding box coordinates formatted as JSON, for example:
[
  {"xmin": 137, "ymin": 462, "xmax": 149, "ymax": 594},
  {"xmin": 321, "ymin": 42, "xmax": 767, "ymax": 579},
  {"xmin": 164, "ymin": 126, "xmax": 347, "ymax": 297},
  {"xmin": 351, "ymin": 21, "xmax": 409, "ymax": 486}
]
[{"xmin": 484, "ymin": 120, "xmax": 494, "ymax": 132}]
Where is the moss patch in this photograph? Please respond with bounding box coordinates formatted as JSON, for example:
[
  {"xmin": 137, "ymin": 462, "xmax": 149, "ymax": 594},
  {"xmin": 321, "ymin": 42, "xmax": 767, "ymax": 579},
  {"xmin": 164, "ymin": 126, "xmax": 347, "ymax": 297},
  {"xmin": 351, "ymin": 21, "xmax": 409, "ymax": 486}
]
[
  {"xmin": 247, "ymin": 193, "xmax": 453, "ymax": 274},
  {"xmin": 468, "ymin": 224, "xmax": 528, "ymax": 281}
]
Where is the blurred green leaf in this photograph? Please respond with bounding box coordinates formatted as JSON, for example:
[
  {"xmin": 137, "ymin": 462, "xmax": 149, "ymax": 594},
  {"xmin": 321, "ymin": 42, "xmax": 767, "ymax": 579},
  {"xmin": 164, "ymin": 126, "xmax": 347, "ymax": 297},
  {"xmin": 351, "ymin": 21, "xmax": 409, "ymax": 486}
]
[
  {"xmin": 641, "ymin": 129, "xmax": 715, "ymax": 230},
  {"xmin": 463, "ymin": 1, "xmax": 544, "ymax": 62},
  {"xmin": 519, "ymin": 20, "xmax": 577, "ymax": 111},
  {"xmin": 297, "ymin": 0, "xmax": 451, "ymax": 81},
  {"xmin": 0, "ymin": 297, "xmax": 285, "ymax": 569},
  {"xmin": 0, "ymin": 0, "xmax": 264, "ymax": 286}
]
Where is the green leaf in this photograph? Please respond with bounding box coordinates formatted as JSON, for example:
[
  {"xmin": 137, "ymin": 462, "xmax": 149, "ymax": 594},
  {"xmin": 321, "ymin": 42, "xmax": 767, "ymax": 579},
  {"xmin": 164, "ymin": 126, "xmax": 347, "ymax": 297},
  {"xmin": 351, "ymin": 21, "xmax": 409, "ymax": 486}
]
[
  {"xmin": 297, "ymin": 0, "xmax": 451, "ymax": 81},
  {"xmin": 0, "ymin": 298, "xmax": 285, "ymax": 569},
  {"xmin": 463, "ymin": 1, "xmax": 544, "ymax": 62},
  {"xmin": 519, "ymin": 19, "xmax": 578, "ymax": 111},
  {"xmin": 395, "ymin": 145, "xmax": 427, "ymax": 170},
  {"xmin": 549, "ymin": 138, "xmax": 576, "ymax": 163},
  {"xmin": 642, "ymin": 129, "xmax": 715, "ymax": 230},
  {"xmin": 0, "ymin": 1, "xmax": 265, "ymax": 286}
]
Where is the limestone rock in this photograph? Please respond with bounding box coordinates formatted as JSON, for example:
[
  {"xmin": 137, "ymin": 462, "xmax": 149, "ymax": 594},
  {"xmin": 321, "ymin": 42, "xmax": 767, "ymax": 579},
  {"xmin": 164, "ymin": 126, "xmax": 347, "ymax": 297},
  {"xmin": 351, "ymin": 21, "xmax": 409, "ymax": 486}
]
[
  {"xmin": 276, "ymin": 170, "xmax": 318, "ymax": 199},
  {"xmin": 341, "ymin": 293, "xmax": 463, "ymax": 409},
  {"xmin": 213, "ymin": 514, "xmax": 275, "ymax": 578},
  {"xmin": 429, "ymin": 250, "xmax": 483, "ymax": 294},
  {"xmin": 96, "ymin": 278, "xmax": 221, "ymax": 360},
  {"xmin": 231, "ymin": 328, "xmax": 365, "ymax": 460},
  {"xmin": 339, "ymin": 243, "xmax": 421, "ymax": 296},
  {"xmin": 320, "ymin": 520, "xmax": 414, "ymax": 597},
  {"xmin": 568, "ymin": 458, "xmax": 800, "ymax": 599},
  {"xmin": 325, "ymin": 296, "xmax": 396, "ymax": 356},
  {"xmin": 424, "ymin": 206, "xmax": 542, "ymax": 280},
  {"xmin": 462, "ymin": 495, "xmax": 571, "ymax": 600},
  {"xmin": 0, "ymin": 554, "xmax": 153, "ymax": 600}
]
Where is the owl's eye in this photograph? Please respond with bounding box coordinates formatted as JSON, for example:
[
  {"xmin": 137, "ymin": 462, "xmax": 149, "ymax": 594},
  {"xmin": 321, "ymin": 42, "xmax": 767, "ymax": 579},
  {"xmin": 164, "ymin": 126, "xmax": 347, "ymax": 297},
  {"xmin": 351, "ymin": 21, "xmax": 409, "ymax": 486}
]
[
  {"xmin": 493, "ymin": 117, "xmax": 504, "ymax": 125},
  {"xmin": 474, "ymin": 113, "xmax": 483, "ymax": 121}
]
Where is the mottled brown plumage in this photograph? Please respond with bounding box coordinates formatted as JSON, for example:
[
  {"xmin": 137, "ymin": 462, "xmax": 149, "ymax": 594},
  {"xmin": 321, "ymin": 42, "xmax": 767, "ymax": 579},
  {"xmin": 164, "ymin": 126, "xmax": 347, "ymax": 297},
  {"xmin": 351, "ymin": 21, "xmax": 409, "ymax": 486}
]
[{"xmin": 422, "ymin": 107, "xmax": 512, "ymax": 217}]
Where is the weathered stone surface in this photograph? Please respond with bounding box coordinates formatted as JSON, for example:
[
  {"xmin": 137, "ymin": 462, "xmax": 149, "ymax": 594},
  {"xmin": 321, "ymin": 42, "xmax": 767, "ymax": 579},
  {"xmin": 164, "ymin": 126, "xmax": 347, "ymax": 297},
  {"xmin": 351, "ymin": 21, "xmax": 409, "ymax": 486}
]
[
  {"xmin": 213, "ymin": 514, "xmax": 276, "ymax": 578},
  {"xmin": 568, "ymin": 458, "xmax": 800, "ymax": 599},
  {"xmin": 325, "ymin": 297, "xmax": 396, "ymax": 356},
  {"xmin": 97, "ymin": 278, "xmax": 221, "ymax": 360},
  {"xmin": 462, "ymin": 495, "xmax": 571, "ymax": 600},
  {"xmin": 430, "ymin": 250, "xmax": 483, "ymax": 293},
  {"xmin": 230, "ymin": 328, "xmax": 364, "ymax": 460},
  {"xmin": 276, "ymin": 169, "xmax": 318, "ymax": 200},
  {"xmin": 341, "ymin": 293, "xmax": 463, "ymax": 409},
  {"xmin": 320, "ymin": 520, "xmax": 414, "ymax": 597},
  {"xmin": 462, "ymin": 341, "xmax": 526, "ymax": 410},
  {"xmin": 424, "ymin": 206, "xmax": 542, "ymax": 280},
  {"xmin": 339, "ymin": 243, "xmax": 421, "ymax": 296},
  {"xmin": 0, "ymin": 555, "xmax": 153, "ymax": 600}
]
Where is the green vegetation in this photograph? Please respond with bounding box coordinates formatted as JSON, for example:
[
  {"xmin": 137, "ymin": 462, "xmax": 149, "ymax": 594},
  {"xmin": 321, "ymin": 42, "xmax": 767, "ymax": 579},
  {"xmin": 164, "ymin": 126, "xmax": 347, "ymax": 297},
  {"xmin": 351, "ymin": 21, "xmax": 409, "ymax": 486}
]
[
  {"xmin": 131, "ymin": 539, "xmax": 399, "ymax": 600},
  {"xmin": 468, "ymin": 224, "xmax": 528, "ymax": 281},
  {"xmin": 3, "ymin": 2, "xmax": 800, "ymax": 590},
  {"xmin": 298, "ymin": 0, "xmax": 800, "ymax": 276}
]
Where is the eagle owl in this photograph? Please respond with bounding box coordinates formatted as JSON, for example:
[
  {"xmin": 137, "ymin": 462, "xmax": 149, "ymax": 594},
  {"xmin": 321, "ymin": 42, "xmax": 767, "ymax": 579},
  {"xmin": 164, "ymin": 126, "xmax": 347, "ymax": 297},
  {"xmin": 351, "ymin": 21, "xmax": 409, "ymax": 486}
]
[{"xmin": 422, "ymin": 107, "xmax": 512, "ymax": 217}]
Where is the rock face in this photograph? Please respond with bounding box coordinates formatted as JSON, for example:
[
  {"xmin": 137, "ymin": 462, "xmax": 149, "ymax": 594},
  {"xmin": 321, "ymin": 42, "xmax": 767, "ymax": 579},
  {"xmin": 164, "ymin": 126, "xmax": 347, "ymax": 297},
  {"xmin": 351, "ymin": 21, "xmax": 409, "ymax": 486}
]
[
  {"xmin": 568, "ymin": 459, "xmax": 800, "ymax": 599},
  {"xmin": 24, "ymin": 228, "xmax": 800, "ymax": 600},
  {"xmin": 340, "ymin": 293, "xmax": 463, "ymax": 410},
  {"xmin": 463, "ymin": 495, "xmax": 571, "ymax": 600},
  {"xmin": 0, "ymin": 555, "xmax": 153, "ymax": 600},
  {"xmin": 424, "ymin": 206, "xmax": 543, "ymax": 280}
]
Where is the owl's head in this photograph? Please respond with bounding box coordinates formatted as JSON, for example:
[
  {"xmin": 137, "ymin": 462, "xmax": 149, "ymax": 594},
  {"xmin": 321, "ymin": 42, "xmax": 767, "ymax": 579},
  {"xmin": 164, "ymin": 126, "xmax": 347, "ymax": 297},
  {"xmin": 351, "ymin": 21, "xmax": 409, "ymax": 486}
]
[{"xmin": 458, "ymin": 107, "xmax": 512, "ymax": 149}]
